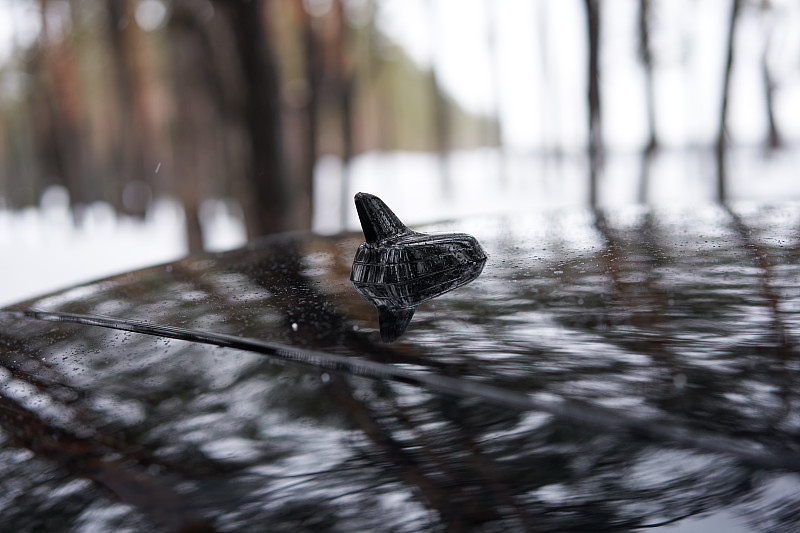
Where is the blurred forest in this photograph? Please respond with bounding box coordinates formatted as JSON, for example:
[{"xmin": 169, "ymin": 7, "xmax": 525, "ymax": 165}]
[
  {"xmin": 0, "ymin": 0, "xmax": 502, "ymax": 252},
  {"xmin": 0, "ymin": 0, "xmax": 798, "ymax": 251}
]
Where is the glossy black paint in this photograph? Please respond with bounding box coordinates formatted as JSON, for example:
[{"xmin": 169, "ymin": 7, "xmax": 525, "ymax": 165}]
[{"xmin": 1, "ymin": 204, "xmax": 800, "ymax": 532}]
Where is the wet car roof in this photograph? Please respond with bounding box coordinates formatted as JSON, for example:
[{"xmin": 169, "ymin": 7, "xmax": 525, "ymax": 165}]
[{"xmin": 1, "ymin": 203, "xmax": 800, "ymax": 532}]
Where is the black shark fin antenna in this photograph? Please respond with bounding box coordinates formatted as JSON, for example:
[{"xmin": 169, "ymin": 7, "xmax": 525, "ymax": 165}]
[
  {"xmin": 378, "ymin": 306, "xmax": 415, "ymax": 343},
  {"xmin": 354, "ymin": 192, "xmax": 412, "ymax": 244}
]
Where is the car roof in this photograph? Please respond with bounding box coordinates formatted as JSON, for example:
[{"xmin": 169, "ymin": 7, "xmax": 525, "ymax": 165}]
[{"xmin": 1, "ymin": 204, "xmax": 800, "ymax": 531}]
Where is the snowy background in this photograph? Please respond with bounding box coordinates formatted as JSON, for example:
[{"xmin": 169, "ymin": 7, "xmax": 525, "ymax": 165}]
[{"xmin": 3, "ymin": 0, "xmax": 800, "ymax": 307}]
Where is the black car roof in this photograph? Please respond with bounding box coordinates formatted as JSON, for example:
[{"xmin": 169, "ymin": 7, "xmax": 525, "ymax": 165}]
[{"xmin": 1, "ymin": 204, "xmax": 800, "ymax": 531}]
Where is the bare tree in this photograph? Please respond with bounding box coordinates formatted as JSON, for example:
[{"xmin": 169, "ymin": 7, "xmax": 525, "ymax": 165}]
[
  {"xmin": 34, "ymin": 0, "xmax": 88, "ymax": 205},
  {"xmin": 761, "ymin": 54, "xmax": 781, "ymax": 150},
  {"xmin": 168, "ymin": 0, "xmax": 221, "ymax": 252},
  {"xmin": 217, "ymin": 0, "xmax": 290, "ymax": 237},
  {"xmin": 638, "ymin": 0, "xmax": 658, "ymax": 203},
  {"xmin": 760, "ymin": 0, "xmax": 782, "ymax": 150},
  {"xmin": 585, "ymin": 0, "xmax": 601, "ymax": 206},
  {"xmin": 485, "ymin": 0, "xmax": 506, "ymax": 186},
  {"xmin": 716, "ymin": 0, "xmax": 742, "ymax": 202},
  {"xmin": 485, "ymin": 0, "xmax": 503, "ymax": 149},
  {"xmin": 295, "ymin": 0, "xmax": 321, "ymax": 230},
  {"xmin": 639, "ymin": 0, "xmax": 658, "ymax": 156},
  {"xmin": 427, "ymin": 0, "xmax": 452, "ymax": 196},
  {"xmin": 104, "ymin": 0, "xmax": 161, "ymax": 216},
  {"xmin": 330, "ymin": 0, "xmax": 355, "ymax": 230}
]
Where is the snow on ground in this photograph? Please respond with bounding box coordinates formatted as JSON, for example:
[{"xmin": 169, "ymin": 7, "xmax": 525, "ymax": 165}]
[
  {"xmin": 2, "ymin": 148, "xmax": 800, "ymax": 308},
  {"xmin": 0, "ymin": 190, "xmax": 246, "ymax": 308},
  {"xmin": 314, "ymin": 147, "xmax": 800, "ymax": 233}
]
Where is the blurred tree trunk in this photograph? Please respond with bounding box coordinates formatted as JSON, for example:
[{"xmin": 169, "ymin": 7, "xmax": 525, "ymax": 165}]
[
  {"xmin": 105, "ymin": 0, "xmax": 136, "ymax": 211},
  {"xmin": 216, "ymin": 0, "xmax": 290, "ymax": 237},
  {"xmin": 316, "ymin": 0, "xmax": 356, "ymax": 230},
  {"xmin": 584, "ymin": 0, "xmax": 601, "ymax": 206},
  {"xmin": 295, "ymin": 0, "xmax": 320, "ymax": 230},
  {"xmin": 536, "ymin": 2, "xmax": 557, "ymax": 156},
  {"xmin": 760, "ymin": 1, "xmax": 781, "ymax": 150},
  {"xmin": 716, "ymin": 0, "xmax": 741, "ymax": 202},
  {"xmin": 169, "ymin": 0, "xmax": 300, "ymax": 251},
  {"xmin": 639, "ymin": 0, "xmax": 657, "ymax": 156},
  {"xmin": 34, "ymin": 0, "xmax": 88, "ymax": 205},
  {"xmin": 427, "ymin": 0, "xmax": 451, "ymax": 196},
  {"xmin": 762, "ymin": 56, "xmax": 781, "ymax": 150},
  {"xmin": 430, "ymin": 68, "xmax": 451, "ymax": 195},
  {"xmin": 0, "ymin": 109, "xmax": 8, "ymax": 206},
  {"xmin": 256, "ymin": 0, "xmax": 316, "ymax": 232},
  {"xmin": 638, "ymin": 0, "xmax": 657, "ymax": 203},
  {"xmin": 168, "ymin": 0, "xmax": 220, "ymax": 253},
  {"xmin": 485, "ymin": 0, "xmax": 502, "ymax": 148},
  {"xmin": 105, "ymin": 0, "xmax": 161, "ymax": 216},
  {"xmin": 366, "ymin": 3, "xmax": 392, "ymax": 151},
  {"xmin": 2, "ymin": 97, "xmax": 40, "ymax": 206},
  {"xmin": 485, "ymin": 0, "xmax": 506, "ymax": 186}
]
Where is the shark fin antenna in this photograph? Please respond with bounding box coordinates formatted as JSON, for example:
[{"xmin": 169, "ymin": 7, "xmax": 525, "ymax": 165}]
[{"xmin": 354, "ymin": 192, "xmax": 411, "ymax": 243}]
